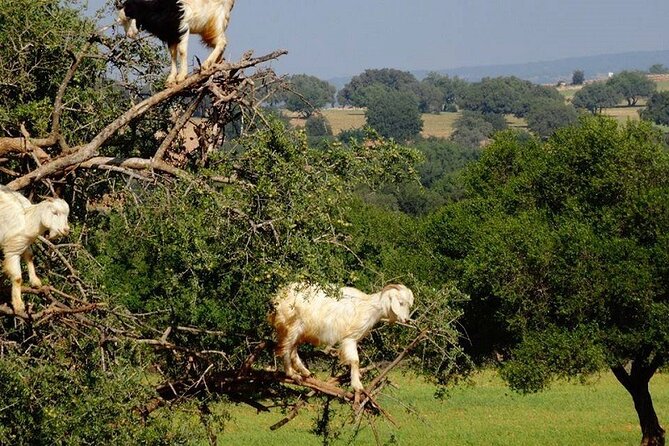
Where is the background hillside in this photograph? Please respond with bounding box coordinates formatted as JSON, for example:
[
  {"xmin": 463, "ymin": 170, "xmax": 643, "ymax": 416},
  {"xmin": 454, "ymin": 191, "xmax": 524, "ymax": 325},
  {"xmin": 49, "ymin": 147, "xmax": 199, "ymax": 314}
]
[{"xmin": 329, "ymin": 49, "xmax": 669, "ymax": 89}]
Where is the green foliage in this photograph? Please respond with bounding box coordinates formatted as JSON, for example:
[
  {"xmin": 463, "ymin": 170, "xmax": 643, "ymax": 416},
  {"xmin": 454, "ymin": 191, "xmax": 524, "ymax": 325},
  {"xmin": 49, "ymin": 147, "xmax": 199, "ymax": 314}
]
[
  {"xmin": 640, "ymin": 91, "xmax": 669, "ymax": 126},
  {"xmin": 337, "ymin": 127, "xmax": 368, "ymax": 143},
  {"xmin": 449, "ymin": 111, "xmax": 495, "ymax": 148},
  {"xmin": 500, "ymin": 327, "xmax": 606, "ymax": 393},
  {"xmin": 0, "ymin": 0, "xmax": 121, "ymax": 141},
  {"xmin": 606, "ymin": 71, "xmax": 656, "ymax": 106},
  {"xmin": 525, "ymin": 99, "xmax": 579, "ymax": 138},
  {"xmin": 281, "ymin": 74, "xmax": 336, "ymax": 117},
  {"xmin": 572, "ymin": 82, "xmax": 621, "ymax": 114},
  {"xmin": 458, "ymin": 76, "xmax": 562, "ymax": 117},
  {"xmin": 421, "ymin": 73, "xmax": 468, "ymax": 112},
  {"xmin": 414, "ymin": 81, "xmax": 444, "ymax": 113},
  {"xmin": 572, "ymin": 70, "xmax": 585, "ymax": 85},
  {"xmin": 412, "ymin": 138, "xmax": 481, "ymax": 192},
  {"xmin": 305, "ymin": 113, "xmax": 333, "ymax": 137},
  {"xmin": 431, "ymin": 116, "xmax": 669, "ymax": 393},
  {"xmin": 0, "ymin": 352, "xmax": 193, "ymax": 445},
  {"xmin": 365, "ymin": 89, "xmax": 423, "ymax": 141},
  {"xmin": 337, "ymin": 68, "xmax": 419, "ymax": 107}
]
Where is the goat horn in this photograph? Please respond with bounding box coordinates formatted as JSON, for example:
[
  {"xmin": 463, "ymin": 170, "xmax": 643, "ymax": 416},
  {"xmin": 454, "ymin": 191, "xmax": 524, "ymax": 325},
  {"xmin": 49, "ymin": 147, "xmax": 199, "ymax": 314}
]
[{"xmin": 115, "ymin": 0, "xmax": 124, "ymax": 9}]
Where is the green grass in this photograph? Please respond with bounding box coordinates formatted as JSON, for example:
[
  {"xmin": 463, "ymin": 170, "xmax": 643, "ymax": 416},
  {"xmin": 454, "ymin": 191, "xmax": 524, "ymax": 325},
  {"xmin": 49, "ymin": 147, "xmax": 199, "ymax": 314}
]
[{"xmin": 215, "ymin": 370, "xmax": 669, "ymax": 445}]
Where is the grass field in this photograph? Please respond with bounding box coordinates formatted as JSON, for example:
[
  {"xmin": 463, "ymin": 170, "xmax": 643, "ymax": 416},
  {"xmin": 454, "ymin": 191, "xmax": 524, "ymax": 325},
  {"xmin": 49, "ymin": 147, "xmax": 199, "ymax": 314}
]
[
  {"xmin": 216, "ymin": 370, "xmax": 669, "ymax": 445},
  {"xmin": 287, "ymin": 105, "xmax": 657, "ymax": 141},
  {"xmin": 298, "ymin": 110, "xmax": 526, "ymax": 139}
]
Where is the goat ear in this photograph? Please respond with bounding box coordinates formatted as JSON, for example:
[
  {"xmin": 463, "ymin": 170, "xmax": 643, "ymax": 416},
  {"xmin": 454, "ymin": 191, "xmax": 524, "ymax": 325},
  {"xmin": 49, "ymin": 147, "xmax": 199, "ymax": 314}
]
[
  {"xmin": 390, "ymin": 294, "xmax": 403, "ymax": 318},
  {"xmin": 380, "ymin": 287, "xmax": 402, "ymax": 318}
]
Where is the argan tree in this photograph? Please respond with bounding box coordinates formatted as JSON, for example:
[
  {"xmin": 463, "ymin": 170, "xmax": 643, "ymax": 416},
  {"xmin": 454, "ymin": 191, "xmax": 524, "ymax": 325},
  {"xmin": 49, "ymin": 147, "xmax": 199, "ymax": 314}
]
[
  {"xmin": 428, "ymin": 116, "xmax": 669, "ymax": 446},
  {"xmin": 0, "ymin": 1, "xmax": 467, "ymax": 443}
]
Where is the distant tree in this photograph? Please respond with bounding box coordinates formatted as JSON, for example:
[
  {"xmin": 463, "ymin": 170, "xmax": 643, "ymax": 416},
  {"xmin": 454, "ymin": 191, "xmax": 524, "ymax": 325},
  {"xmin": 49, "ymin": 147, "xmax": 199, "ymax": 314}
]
[
  {"xmin": 572, "ymin": 82, "xmax": 621, "ymax": 114},
  {"xmin": 304, "ymin": 113, "xmax": 333, "ymax": 137},
  {"xmin": 414, "ymin": 81, "xmax": 444, "ymax": 114},
  {"xmin": 572, "ymin": 70, "xmax": 585, "ymax": 85},
  {"xmin": 640, "ymin": 91, "xmax": 669, "ymax": 126},
  {"xmin": 450, "ymin": 111, "xmax": 495, "ymax": 148},
  {"xmin": 365, "ymin": 89, "xmax": 423, "ymax": 141},
  {"xmin": 412, "ymin": 137, "xmax": 481, "ymax": 201},
  {"xmin": 421, "ymin": 73, "xmax": 469, "ymax": 112},
  {"xmin": 526, "ymin": 100, "xmax": 579, "ymax": 138},
  {"xmin": 337, "ymin": 68, "xmax": 419, "ymax": 107},
  {"xmin": 481, "ymin": 112, "xmax": 509, "ymax": 132},
  {"xmin": 607, "ymin": 71, "xmax": 656, "ymax": 106},
  {"xmin": 459, "ymin": 76, "xmax": 562, "ymax": 117},
  {"xmin": 282, "ymin": 74, "xmax": 336, "ymax": 117},
  {"xmin": 648, "ymin": 64, "xmax": 669, "ymax": 75}
]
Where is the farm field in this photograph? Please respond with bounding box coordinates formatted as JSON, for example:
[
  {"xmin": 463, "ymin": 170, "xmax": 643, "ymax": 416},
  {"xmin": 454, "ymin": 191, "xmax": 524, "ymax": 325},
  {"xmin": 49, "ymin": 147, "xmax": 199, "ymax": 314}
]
[
  {"xmin": 601, "ymin": 106, "xmax": 643, "ymax": 123},
  {"xmin": 293, "ymin": 110, "xmax": 526, "ymax": 139},
  {"xmin": 218, "ymin": 370, "xmax": 669, "ymax": 445}
]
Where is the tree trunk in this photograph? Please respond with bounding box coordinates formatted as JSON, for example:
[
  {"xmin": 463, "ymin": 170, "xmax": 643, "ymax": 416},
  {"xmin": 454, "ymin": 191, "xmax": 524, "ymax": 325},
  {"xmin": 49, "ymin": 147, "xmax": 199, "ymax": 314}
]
[{"xmin": 612, "ymin": 362, "xmax": 666, "ymax": 446}]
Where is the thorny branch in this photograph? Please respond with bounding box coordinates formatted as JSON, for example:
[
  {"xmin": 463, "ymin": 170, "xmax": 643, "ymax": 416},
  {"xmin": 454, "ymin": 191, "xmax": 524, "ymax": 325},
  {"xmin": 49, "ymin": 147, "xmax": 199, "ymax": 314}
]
[{"xmin": 0, "ymin": 28, "xmax": 287, "ymax": 191}]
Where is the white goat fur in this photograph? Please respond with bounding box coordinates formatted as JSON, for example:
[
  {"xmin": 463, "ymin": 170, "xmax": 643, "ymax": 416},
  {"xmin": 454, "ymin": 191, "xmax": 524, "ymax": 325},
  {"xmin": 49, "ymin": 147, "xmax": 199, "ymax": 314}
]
[
  {"xmin": 0, "ymin": 187, "xmax": 70, "ymax": 314},
  {"xmin": 270, "ymin": 283, "xmax": 414, "ymax": 391},
  {"xmin": 119, "ymin": 0, "xmax": 235, "ymax": 85}
]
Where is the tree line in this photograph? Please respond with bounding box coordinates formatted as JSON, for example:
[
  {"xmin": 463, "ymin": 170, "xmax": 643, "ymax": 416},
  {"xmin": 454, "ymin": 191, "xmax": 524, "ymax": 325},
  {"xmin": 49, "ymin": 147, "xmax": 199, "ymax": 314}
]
[{"xmin": 281, "ymin": 66, "xmax": 669, "ymax": 144}]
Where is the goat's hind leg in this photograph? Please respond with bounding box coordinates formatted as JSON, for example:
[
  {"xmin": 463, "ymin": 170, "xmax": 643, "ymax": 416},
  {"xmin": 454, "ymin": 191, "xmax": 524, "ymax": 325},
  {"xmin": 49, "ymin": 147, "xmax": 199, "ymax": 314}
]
[{"xmin": 202, "ymin": 9, "xmax": 230, "ymax": 70}]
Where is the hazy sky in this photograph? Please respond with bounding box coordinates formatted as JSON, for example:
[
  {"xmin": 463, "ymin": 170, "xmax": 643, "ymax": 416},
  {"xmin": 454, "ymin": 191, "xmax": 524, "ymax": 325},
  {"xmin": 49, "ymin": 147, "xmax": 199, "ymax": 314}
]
[{"xmin": 90, "ymin": 0, "xmax": 669, "ymax": 78}]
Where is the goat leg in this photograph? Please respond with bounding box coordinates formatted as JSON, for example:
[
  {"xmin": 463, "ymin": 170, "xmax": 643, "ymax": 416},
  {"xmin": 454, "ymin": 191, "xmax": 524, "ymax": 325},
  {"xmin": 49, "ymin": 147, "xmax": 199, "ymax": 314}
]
[
  {"xmin": 22, "ymin": 247, "xmax": 42, "ymax": 288},
  {"xmin": 4, "ymin": 255, "xmax": 26, "ymax": 315}
]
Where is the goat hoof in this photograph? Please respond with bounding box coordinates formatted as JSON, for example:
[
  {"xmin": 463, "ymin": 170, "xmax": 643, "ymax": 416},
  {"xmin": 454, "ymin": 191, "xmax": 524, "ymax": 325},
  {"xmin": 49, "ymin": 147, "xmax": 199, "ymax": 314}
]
[
  {"xmin": 287, "ymin": 373, "xmax": 304, "ymax": 383},
  {"xmin": 12, "ymin": 306, "xmax": 27, "ymax": 318}
]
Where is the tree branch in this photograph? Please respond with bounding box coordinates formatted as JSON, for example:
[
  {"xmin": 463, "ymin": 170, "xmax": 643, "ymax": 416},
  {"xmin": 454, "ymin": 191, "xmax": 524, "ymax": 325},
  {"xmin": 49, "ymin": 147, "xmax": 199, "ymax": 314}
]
[{"xmin": 6, "ymin": 49, "xmax": 288, "ymax": 191}]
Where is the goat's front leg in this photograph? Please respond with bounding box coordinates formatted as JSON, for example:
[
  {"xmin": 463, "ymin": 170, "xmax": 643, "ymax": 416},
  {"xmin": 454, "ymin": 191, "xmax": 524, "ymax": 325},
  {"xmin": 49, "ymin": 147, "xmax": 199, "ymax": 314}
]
[
  {"xmin": 175, "ymin": 33, "xmax": 189, "ymax": 83},
  {"xmin": 22, "ymin": 247, "xmax": 42, "ymax": 288},
  {"xmin": 3, "ymin": 254, "xmax": 25, "ymax": 315},
  {"xmin": 167, "ymin": 43, "xmax": 179, "ymax": 86},
  {"xmin": 340, "ymin": 339, "xmax": 363, "ymax": 391},
  {"xmin": 279, "ymin": 329, "xmax": 305, "ymax": 382},
  {"xmin": 291, "ymin": 348, "xmax": 312, "ymax": 378}
]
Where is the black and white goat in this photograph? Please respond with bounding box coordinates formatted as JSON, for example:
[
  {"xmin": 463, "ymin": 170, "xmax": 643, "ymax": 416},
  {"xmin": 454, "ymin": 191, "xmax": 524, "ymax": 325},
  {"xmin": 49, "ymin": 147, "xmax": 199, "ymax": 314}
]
[{"xmin": 117, "ymin": 0, "xmax": 235, "ymax": 85}]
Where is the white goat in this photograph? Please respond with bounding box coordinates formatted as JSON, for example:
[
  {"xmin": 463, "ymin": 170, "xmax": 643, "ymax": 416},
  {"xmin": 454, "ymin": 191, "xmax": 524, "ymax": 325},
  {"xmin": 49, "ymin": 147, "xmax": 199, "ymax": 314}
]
[
  {"xmin": 117, "ymin": 0, "xmax": 235, "ymax": 85},
  {"xmin": 270, "ymin": 283, "xmax": 414, "ymax": 391},
  {"xmin": 0, "ymin": 187, "xmax": 70, "ymax": 315}
]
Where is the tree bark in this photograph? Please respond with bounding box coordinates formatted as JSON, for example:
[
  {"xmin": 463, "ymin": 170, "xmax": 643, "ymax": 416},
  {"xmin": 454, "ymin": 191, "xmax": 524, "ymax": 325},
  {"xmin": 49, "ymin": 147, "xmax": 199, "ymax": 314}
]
[{"xmin": 612, "ymin": 362, "xmax": 665, "ymax": 446}]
